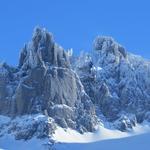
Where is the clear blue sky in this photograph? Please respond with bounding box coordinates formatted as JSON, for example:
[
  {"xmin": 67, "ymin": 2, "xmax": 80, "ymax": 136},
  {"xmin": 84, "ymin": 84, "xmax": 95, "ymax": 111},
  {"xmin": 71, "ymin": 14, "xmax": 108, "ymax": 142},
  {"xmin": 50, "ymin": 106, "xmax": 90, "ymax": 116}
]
[{"xmin": 0, "ymin": 0, "xmax": 150, "ymax": 66}]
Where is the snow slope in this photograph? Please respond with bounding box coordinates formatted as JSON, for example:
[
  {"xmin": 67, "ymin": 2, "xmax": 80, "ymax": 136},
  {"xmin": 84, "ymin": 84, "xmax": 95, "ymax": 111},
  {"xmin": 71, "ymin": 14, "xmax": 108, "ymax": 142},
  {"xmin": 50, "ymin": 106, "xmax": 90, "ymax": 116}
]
[
  {"xmin": 55, "ymin": 132, "xmax": 150, "ymax": 150},
  {"xmin": 0, "ymin": 136, "xmax": 50, "ymax": 150},
  {"xmin": 0, "ymin": 121, "xmax": 150, "ymax": 150},
  {"xmin": 53, "ymin": 123, "xmax": 150, "ymax": 150},
  {"xmin": 53, "ymin": 124, "xmax": 150, "ymax": 143}
]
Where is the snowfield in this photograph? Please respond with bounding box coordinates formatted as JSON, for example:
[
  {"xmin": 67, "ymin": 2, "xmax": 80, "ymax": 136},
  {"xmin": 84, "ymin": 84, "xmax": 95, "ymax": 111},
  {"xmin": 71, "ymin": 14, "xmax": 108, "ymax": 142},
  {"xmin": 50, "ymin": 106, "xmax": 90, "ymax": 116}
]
[
  {"xmin": 55, "ymin": 132, "xmax": 150, "ymax": 150},
  {"xmin": 0, "ymin": 136, "xmax": 49, "ymax": 150},
  {"xmin": 0, "ymin": 123, "xmax": 150, "ymax": 150},
  {"xmin": 53, "ymin": 123, "xmax": 150, "ymax": 143},
  {"xmin": 53, "ymin": 123, "xmax": 150, "ymax": 150}
]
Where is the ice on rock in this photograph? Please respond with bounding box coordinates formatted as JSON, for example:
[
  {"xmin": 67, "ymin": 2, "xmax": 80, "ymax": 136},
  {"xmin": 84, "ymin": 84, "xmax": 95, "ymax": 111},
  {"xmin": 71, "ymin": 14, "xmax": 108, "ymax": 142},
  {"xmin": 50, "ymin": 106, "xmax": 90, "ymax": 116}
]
[
  {"xmin": 93, "ymin": 36, "xmax": 127, "ymax": 58},
  {"xmin": 0, "ymin": 28, "xmax": 150, "ymax": 148},
  {"xmin": 74, "ymin": 36, "xmax": 150, "ymax": 130},
  {"xmin": 0, "ymin": 27, "xmax": 98, "ymax": 141}
]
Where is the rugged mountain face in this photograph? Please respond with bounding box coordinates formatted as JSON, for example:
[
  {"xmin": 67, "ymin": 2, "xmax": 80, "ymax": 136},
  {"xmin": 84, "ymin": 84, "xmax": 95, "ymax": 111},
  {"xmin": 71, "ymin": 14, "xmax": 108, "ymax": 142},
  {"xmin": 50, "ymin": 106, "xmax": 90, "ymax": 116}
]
[
  {"xmin": 75, "ymin": 36, "xmax": 150, "ymax": 131},
  {"xmin": 0, "ymin": 27, "xmax": 150, "ymax": 144},
  {"xmin": 0, "ymin": 27, "xmax": 97, "ymax": 140}
]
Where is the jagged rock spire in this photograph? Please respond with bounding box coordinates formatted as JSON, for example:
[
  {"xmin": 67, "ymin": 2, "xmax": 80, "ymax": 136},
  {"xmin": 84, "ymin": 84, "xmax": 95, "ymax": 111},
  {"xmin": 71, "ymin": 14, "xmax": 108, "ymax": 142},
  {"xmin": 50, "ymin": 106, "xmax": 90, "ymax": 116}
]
[
  {"xmin": 19, "ymin": 27, "xmax": 70, "ymax": 69},
  {"xmin": 0, "ymin": 27, "xmax": 97, "ymax": 134},
  {"xmin": 93, "ymin": 36, "xmax": 127, "ymax": 58}
]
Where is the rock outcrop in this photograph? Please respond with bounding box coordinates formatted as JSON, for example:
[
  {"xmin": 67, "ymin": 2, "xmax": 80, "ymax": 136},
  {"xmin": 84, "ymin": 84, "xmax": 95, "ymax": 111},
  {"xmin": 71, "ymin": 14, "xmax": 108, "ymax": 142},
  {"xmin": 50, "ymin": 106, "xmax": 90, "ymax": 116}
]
[
  {"xmin": 75, "ymin": 36, "xmax": 150, "ymax": 130},
  {"xmin": 0, "ymin": 27, "xmax": 97, "ymax": 140}
]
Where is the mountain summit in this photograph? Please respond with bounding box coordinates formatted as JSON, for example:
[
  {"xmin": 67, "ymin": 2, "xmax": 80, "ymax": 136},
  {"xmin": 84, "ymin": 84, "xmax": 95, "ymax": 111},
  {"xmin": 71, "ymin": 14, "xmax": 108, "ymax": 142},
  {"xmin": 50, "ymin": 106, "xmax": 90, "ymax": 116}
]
[
  {"xmin": 76, "ymin": 35, "xmax": 150, "ymax": 130},
  {"xmin": 19, "ymin": 27, "xmax": 70, "ymax": 69},
  {"xmin": 0, "ymin": 27, "xmax": 97, "ymax": 140}
]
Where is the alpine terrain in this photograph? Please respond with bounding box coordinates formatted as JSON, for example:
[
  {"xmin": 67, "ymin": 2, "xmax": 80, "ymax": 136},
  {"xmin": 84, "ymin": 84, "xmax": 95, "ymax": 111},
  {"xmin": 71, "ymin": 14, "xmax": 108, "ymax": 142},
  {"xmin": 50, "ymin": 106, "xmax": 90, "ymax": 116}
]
[{"xmin": 0, "ymin": 27, "xmax": 150, "ymax": 150}]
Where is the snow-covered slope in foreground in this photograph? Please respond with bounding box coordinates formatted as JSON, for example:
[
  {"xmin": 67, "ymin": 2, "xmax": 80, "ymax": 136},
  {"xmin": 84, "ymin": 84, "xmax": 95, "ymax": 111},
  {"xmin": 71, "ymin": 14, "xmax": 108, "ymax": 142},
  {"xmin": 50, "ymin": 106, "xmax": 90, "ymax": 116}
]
[
  {"xmin": 55, "ymin": 132, "xmax": 150, "ymax": 150},
  {"xmin": 0, "ymin": 137, "xmax": 50, "ymax": 150},
  {"xmin": 54, "ymin": 124, "xmax": 150, "ymax": 150},
  {"xmin": 1, "ymin": 124, "xmax": 150, "ymax": 150},
  {"xmin": 53, "ymin": 123, "xmax": 150, "ymax": 143}
]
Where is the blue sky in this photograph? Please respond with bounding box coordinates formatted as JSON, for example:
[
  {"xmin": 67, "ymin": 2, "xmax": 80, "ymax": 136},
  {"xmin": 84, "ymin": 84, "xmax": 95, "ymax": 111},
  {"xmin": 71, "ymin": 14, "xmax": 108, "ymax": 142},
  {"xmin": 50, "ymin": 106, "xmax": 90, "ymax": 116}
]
[{"xmin": 0, "ymin": 0, "xmax": 150, "ymax": 65}]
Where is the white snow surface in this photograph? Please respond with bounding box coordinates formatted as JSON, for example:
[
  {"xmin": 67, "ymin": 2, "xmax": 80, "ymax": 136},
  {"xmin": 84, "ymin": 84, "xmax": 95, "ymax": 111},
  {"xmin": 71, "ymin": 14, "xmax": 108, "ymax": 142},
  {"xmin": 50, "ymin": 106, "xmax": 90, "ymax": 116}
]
[
  {"xmin": 0, "ymin": 116, "xmax": 150, "ymax": 150},
  {"xmin": 53, "ymin": 123, "xmax": 150, "ymax": 143},
  {"xmin": 54, "ymin": 123, "xmax": 150, "ymax": 150},
  {"xmin": 0, "ymin": 136, "xmax": 49, "ymax": 150},
  {"xmin": 55, "ymin": 132, "xmax": 150, "ymax": 150}
]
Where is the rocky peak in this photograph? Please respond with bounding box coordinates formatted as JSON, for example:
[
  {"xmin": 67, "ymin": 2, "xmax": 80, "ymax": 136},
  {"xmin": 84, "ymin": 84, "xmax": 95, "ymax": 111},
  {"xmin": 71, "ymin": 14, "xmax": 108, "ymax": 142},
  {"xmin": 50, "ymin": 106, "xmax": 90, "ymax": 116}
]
[
  {"xmin": 19, "ymin": 27, "xmax": 70, "ymax": 69},
  {"xmin": 93, "ymin": 36, "xmax": 127, "ymax": 60},
  {"xmin": 0, "ymin": 27, "xmax": 98, "ymax": 135},
  {"xmin": 75, "ymin": 35, "xmax": 150, "ymax": 130}
]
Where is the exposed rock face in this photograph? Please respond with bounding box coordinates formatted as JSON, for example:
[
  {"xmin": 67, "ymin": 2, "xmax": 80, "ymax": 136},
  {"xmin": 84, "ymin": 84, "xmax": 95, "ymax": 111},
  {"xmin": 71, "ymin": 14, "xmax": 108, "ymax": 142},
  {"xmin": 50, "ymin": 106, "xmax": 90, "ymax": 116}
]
[
  {"xmin": 19, "ymin": 27, "xmax": 70, "ymax": 69},
  {"xmin": 0, "ymin": 27, "xmax": 97, "ymax": 139},
  {"xmin": 75, "ymin": 36, "xmax": 150, "ymax": 130},
  {"xmin": 1, "ymin": 27, "xmax": 150, "ymax": 140},
  {"xmin": 93, "ymin": 36, "xmax": 127, "ymax": 58}
]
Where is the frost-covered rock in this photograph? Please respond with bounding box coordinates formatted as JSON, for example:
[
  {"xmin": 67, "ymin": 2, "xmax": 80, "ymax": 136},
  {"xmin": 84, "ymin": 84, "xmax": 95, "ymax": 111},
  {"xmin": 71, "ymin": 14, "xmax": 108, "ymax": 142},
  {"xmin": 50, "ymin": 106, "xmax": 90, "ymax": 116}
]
[
  {"xmin": 113, "ymin": 114, "xmax": 137, "ymax": 131},
  {"xmin": 0, "ymin": 114, "xmax": 56, "ymax": 140},
  {"xmin": 75, "ymin": 36, "xmax": 150, "ymax": 130},
  {"xmin": 19, "ymin": 27, "xmax": 70, "ymax": 69},
  {"xmin": 93, "ymin": 36, "xmax": 127, "ymax": 58},
  {"xmin": 0, "ymin": 27, "xmax": 98, "ymax": 140},
  {"xmin": 1, "ymin": 28, "xmax": 150, "ymax": 143}
]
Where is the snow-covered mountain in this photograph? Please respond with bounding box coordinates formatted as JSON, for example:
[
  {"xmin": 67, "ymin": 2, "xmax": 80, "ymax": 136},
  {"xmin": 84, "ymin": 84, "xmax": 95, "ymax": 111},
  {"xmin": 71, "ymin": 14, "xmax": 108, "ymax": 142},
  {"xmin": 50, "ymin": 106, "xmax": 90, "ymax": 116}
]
[
  {"xmin": 75, "ymin": 36, "xmax": 150, "ymax": 130},
  {"xmin": 0, "ymin": 27, "xmax": 150, "ymax": 150}
]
